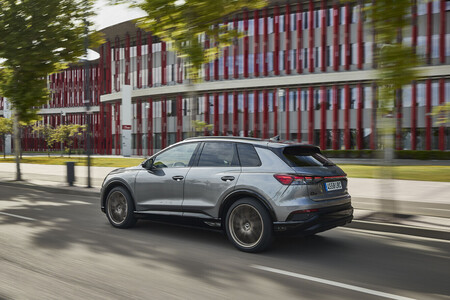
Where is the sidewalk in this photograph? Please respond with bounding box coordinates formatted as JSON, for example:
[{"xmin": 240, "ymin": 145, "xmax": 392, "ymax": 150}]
[{"xmin": 0, "ymin": 162, "xmax": 449, "ymax": 239}]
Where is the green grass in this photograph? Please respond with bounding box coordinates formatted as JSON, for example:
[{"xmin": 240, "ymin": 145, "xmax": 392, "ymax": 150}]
[
  {"xmin": 340, "ymin": 165, "xmax": 450, "ymax": 182},
  {"xmin": 0, "ymin": 156, "xmax": 145, "ymax": 168},
  {"xmin": 0, "ymin": 157, "xmax": 449, "ymax": 182}
]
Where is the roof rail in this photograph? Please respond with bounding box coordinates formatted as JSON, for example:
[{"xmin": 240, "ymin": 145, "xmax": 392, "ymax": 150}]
[{"xmin": 184, "ymin": 136, "xmax": 263, "ymax": 141}]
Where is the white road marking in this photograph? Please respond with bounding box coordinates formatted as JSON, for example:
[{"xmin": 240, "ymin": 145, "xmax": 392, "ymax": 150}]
[
  {"xmin": 0, "ymin": 212, "xmax": 37, "ymax": 221},
  {"xmin": 251, "ymin": 265, "xmax": 416, "ymax": 300}
]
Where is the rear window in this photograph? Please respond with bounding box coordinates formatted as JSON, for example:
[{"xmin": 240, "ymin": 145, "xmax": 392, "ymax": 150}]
[
  {"xmin": 237, "ymin": 143, "xmax": 261, "ymax": 167},
  {"xmin": 282, "ymin": 147, "xmax": 335, "ymax": 167}
]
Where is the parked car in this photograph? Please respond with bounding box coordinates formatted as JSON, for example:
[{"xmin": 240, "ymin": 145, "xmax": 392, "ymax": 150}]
[{"xmin": 100, "ymin": 137, "xmax": 353, "ymax": 252}]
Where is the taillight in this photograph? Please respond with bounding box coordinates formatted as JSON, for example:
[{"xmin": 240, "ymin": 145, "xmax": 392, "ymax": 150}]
[{"xmin": 273, "ymin": 174, "xmax": 314, "ymax": 185}]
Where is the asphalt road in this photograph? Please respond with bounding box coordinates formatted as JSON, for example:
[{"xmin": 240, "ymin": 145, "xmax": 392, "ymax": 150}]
[{"xmin": 0, "ymin": 185, "xmax": 449, "ymax": 300}]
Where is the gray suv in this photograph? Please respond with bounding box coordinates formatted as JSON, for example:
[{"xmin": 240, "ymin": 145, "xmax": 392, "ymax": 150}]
[{"xmin": 100, "ymin": 137, "xmax": 353, "ymax": 252}]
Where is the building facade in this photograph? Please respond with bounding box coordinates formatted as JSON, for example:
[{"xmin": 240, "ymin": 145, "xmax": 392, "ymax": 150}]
[{"xmin": 0, "ymin": 0, "xmax": 449, "ymax": 155}]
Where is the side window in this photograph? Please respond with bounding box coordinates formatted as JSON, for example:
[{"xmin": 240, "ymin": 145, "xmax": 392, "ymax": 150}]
[
  {"xmin": 198, "ymin": 142, "xmax": 239, "ymax": 167},
  {"xmin": 237, "ymin": 143, "xmax": 262, "ymax": 167},
  {"xmin": 153, "ymin": 143, "xmax": 198, "ymax": 168}
]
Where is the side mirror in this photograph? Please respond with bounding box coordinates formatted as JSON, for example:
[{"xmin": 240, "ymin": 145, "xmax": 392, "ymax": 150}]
[{"xmin": 143, "ymin": 159, "xmax": 154, "ymax": 170}]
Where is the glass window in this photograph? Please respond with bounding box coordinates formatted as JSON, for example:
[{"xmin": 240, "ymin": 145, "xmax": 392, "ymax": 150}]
[
  {"xmin": 403, "ymin": 85, "xmax": 412, "ymax": 107},
  {"xmin": 248, "ymin": 92, "xmax": 254, "ymax": 113},
  {"xmin": 282, "ymin": 146, "xmax": 335, "ymax": 167},
  {"xmin": 198, "ymin": 142, "xmax": 239, "ymax": 167},
  {"xmin": 432, "ymin": 81, "xmax": 439, "ymax": 106},
  {"xmin": 153, "ymin": 142, "xmax": 198, "ymax": 168},
  {"xmin": 417, "ymin": 82, "xmax": 426, "ymax": 106},
  {"xmin": 364, "ymin": 86, "xmax": 372, "ymax": 109},
  {"xmin": 237, "ymin": 143, "xmax": 262, "ymax": 167}
]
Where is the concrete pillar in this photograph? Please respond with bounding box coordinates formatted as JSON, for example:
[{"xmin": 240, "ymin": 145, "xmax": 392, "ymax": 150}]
[{"xmin": 121, "ymin": 85, "xmax": 132, "ymax": 157}]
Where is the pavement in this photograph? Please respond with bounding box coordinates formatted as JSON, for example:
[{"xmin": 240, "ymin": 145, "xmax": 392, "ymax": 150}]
[{"xmin": 0, "ymin": 161, "xmax": 449, "ymax": 240}]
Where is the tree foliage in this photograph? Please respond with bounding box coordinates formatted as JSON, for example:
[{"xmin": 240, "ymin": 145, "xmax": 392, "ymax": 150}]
[
  {"xmin": 32, "ymin": 124, "xmax": 56, "ymax": 157},
  {"xmin": 0, "ymin": 0, "xmax": 96, "ymax": 122},
  {"xmin": 114, "ymin": 0, "xmax": 266, "ymax": 82},
  {"xmin": 52, "ymin": 124, "xmax": 86, "ymax": 157}
]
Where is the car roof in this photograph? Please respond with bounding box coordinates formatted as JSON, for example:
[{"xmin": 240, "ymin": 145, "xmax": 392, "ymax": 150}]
[{"xmin": 183, "ymin": 136, "xmax": 319, "ymax": 150}]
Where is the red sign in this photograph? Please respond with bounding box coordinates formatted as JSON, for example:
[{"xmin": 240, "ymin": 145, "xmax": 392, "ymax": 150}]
[{"xmin": 122, "ymin": 125, "xmax": 132, "ymax": 130}]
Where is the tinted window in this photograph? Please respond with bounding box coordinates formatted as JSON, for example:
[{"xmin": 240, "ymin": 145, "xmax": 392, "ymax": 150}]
[
  {"xmin": 198, "ymin": 142, "xmax": 239, "ymax": 167},
  {"xmin": 153, "ymin": 143, "xmax": 198, "ymax": 168},
  {"xmin": 283, "ymin": 147, "xmax": 335, "ymax": 167},
  {"xmin": 237, "ymin": 144, "xmax": 261, "ymax": 167}
]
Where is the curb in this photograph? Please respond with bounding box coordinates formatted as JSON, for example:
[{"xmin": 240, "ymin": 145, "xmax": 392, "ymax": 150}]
[
  {"xmin": 347, "ymin": 220, "xmax": 450, "ymax": 240},
  {"xmin": 0, "ymin": 181, "xmax": 100, "ymax": 197}
]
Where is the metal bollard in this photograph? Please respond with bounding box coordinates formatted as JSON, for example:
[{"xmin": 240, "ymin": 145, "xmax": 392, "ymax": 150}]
[{"xmin": 66, "ymin": 162, "xmax": 75, "ymax": 186}]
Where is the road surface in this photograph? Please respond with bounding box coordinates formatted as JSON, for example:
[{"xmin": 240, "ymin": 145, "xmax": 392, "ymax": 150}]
[{"xmin": 0, "ymin": 184, "xmax": 449, "ymax": 300}]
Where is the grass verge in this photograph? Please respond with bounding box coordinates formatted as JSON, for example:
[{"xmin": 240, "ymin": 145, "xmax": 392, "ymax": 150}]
[{"xmin": 0, "ymin": 157, "xmax": 449, "ymax": 182}]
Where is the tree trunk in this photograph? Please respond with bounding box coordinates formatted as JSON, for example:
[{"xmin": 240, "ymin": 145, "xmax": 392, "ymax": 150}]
[
  {"xmin": 13, "ymin": 111, "xmax": 22, "ymax": 181},
  {"xmin": 3, "ymin": 134, "xmax": 5, "ymax": 159}
]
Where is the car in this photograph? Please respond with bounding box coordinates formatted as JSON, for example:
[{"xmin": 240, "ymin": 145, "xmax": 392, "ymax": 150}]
[{"xmin": 100, "ymin": 136, "xmax": 353, "ymax": 252}]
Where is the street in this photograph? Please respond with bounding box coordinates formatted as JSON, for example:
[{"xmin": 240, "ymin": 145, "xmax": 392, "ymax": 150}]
[{"xmin": 1, "ymin": 184, "xmax": 449, "ymax": 300}]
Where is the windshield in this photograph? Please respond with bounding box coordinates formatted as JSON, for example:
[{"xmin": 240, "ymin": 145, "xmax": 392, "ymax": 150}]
[{"xmin": 282, "ymin": 147, "xmax": 335, "ymax": 167}]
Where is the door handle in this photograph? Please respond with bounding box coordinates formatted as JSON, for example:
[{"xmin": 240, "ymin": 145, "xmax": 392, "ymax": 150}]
[
  {"xmin": 172, "ymin": 176, "xmax": 184, "ymax": 181},
  {"xmin": 221, "ymin": 176, "xmax": 235, "ymax": 182}
]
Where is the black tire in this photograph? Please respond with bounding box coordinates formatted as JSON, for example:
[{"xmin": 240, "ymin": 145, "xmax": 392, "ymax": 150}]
[
  {"xmin": 105, "ymin": 186, "xmax": 137, "ymax": 228},
  {"xmin": 225, "ymin": 198, "xmax": 273, "ymax": 253}
]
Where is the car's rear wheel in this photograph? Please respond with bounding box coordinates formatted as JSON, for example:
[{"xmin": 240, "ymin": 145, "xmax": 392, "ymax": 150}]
[
  {"xmin": 106, "ymin": 186, "xmax": 137, "ymax": 228},
  {"xmin": 225, "ymin": 198, "xmax": 273, "ymax": 253}
]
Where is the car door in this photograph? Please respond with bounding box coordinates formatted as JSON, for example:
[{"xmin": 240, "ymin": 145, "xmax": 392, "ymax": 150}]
[
  {"xmin": 134, "ymin": 142, "xmax": 199, "ymax": 212},
  {"xmin": 182, "ymin": 141, "xmax": 241, "ymax": 218}
]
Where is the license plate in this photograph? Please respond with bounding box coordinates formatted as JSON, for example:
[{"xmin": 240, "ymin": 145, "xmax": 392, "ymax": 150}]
[{"xmin": 325, "ymin": 181, "xmax": 342, "ymax": 191}]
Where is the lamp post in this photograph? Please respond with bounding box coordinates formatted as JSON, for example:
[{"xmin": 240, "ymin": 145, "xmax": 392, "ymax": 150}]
[
  {"xmin": 83, "ymin": 0, "xmax": 91, "ymax": 188},
  {"xmin": 277, "ymin": 88, "xmax": 285, "ymax": 140},
  {"xmin": 60, "ymin": 111, "xmax": 66, "ymax": 155}
]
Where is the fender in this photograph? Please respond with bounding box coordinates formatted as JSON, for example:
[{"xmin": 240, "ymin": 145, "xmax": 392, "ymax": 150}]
[{"xmin": 219, "ymin": 189, "xmax": 277, "ymax": 221}]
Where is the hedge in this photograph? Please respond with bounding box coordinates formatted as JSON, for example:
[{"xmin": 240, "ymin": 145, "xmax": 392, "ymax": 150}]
[{"xmin": 322, "ymin": 150, "xmax": 450, "ymax": 160}]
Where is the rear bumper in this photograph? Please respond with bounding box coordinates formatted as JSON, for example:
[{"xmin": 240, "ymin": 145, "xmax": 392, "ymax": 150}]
[{"xmin": 273, "ymin": 203, "xmax": 353, "ymax": 236}]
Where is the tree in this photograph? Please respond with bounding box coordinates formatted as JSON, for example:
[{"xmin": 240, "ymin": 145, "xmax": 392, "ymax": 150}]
[
  {"xmin": 192, "ymin": 120, "xmax": 213, "ymax": 136},
  {"xmin": 52, "ymin": 124, "xmax": 86, "ymax": 157},
  {"xmin": 32, "ymin": 124, "xmax": 56, "ymax": 157},
  {"xmin": 0, "ymin": 117, "xmax": 13, "ymax": 158},
  {"xmin": 0, "ymin": 0, "xmax": 97, "ymax": 180},
  {"xmin": 366, "ymin": 0, "xmax": 421, "ymax": 218}
]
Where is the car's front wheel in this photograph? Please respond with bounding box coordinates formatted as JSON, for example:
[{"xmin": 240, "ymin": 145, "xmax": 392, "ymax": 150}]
[
  {"xmin": 225, "ymin": 198, "xmax": 273, "ymax": 253},
  {"xmin": 105, "ymin": 186, "xmax": 137, "ymax": 228}
]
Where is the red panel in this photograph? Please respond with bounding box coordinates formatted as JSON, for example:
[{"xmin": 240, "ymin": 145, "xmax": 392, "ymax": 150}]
[
  {"xmin": 161, "ymin": 98, "xmax": 167, "ymax": 148},
  {"xmin": 223, "ymin": 92, "xmax": 229, "ymax": 135},
  {"xmin": 332, "ymin": 85, "xmax": 339, "ymax": 150},
  {"xmin": 426, "ymin": 1, "xmax": 432, "ymax": 64},
  {"xmin": 147, "ymin": 33, "xmax": 153, "ymax": 87},
  {"xmin": 439, "ymin": 79, "xmax": 445, "ymax": 150},
  {"xmin": 137, "ymin": 100, "xmax": 142, "ymax": 156},
  {"xmin": 204, "ymin": 93, "xmax": 210, "ymax": 136},
  {"xmin": 333, "ymin": 3, "xmax": 339, "ymax": 71},
  {"xmin": 285, "ymin": 88, "xmax": 290, "ymax": 140},
  {"xmin": 263, "ymin": 8, "xmax": 268, "ymax": 76},
  {"xmin": 254, "ymin": 10, "xmax": 260, "ymax": 77},
  {"xmin": 147, "ymin": 98, "xmax": 153, "ymax": 156},
  {"xmin": 233, "ymin": 18, "xmax": 238, "ymax": 79},
  {"xmin": 205, "ymin": 37, "xmax": 210, "ymax": 81},
  {"xmin": 357, "ymin": 84, "xmax": 363, "ymax": 150},
  {"xmin": 115, "ymin": 102, "xmax": 121, "ymax": 155},
  {"xmin": 320, "ymin": 86, "xmax": 326, "ymax": 149},
  {"xmin": 370, "ymin": 83, "xmax": 377, "ymax": 150},
  {"xmin": 321, "ymin": 0, "xmax": 326, "ymax": 72},
  {"xmin": 440, "ymin": 0, "xmax": 446, "ymax": 63},
  {"xmin": 233, "ymin": 91, "xmax": 238, "ymax": 136},
  {"xmin": 161, "ymin": 41, "xmax": 167, "ymax": 85},
  {"xmin": 214, "ymin": 27, "xmax": 219, "ymax": 81},
  {"xmin": 273, "ymin": 90, "xmax": 278, "ymax": 136},
  {"xmin": 308, "ymin": 86, "xmax": 314, "ymax": 144},
  {"xmin": 296, "ymin": 3, "xmax": 303, "ymax": 74},
  {"xmin": 106, "ymin": 41, "xmax": 112, "ymax": 94},
  {"xmin": 125, "ymin": 33, "xmax": 130, "ymax": 85},
  {"xmin": 114, "ymin": 36, "xmax": 120, "ymax": 92},
  {"xmin": 106, "ymin": 103, "xmax": 112, "ymax": 155},
  {"xmin": 136, "ymin": 30, "xmax": 142, "ymax": 89},
  {"xmin": 285, "ymin": 4, "xmax": 291, "ymax": 75},
  {"xmin": 396, "ymin": 88, "xmax": 402, "ymax": 151},
  {"xmin": 253, "ymin": 90, "xmax": 259, "ymax": 138},
  {"xmin": 177, "ymin": 94, "xmax": 183, "ymax": 142},
  {"xmin": 262, "ymin": 90, "xmax": 268, "ymax": 139},
  {"xmin": 344, "ymin": 3, "xmax": 350, "ymax": 70},
  {"xmin": 411, "ymin": 82, "xmax": 417, "ymax": 150},
  {"xmin": 243, "ymin": 91, "xmax": 249, "ymax": 137},
  {"xmin": 244, "ymin": 10, "xmax": 249, "ymax": 78},
  {"xmin": 297, "ymin": 88, "xmax": 302, "ymax": 142},
  {"xmin": 308, "ymin": 0, "xmax": 314, "ymax": 73},
  {"xmin": 213, "ymin": 93, "xmax": 219, "ymax": 136},
  {"xmin": 412, "ymin": 1, "xmax": 417, "ymax": 53},
  {"xmin": 224, "ymin": 21, "xmax": 229, "ymax": 80},
  {"xmin": 274, "ymin": 5, "xmax": 280, "ymax": 76},
  {"xmin": 357, "ymin": 2, "xmax": 363, "ymax": 69},
  {"xmin": 425, "ymin": 80, "xmax": 431, "ymax": 150},
  {"xmin": 344, "ymin": 84, "xmax": 350, "ymax": 149}
]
